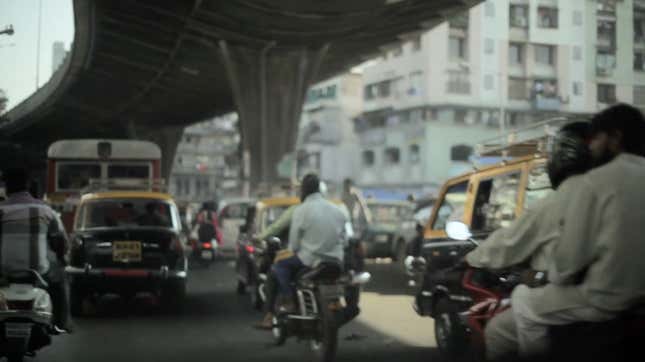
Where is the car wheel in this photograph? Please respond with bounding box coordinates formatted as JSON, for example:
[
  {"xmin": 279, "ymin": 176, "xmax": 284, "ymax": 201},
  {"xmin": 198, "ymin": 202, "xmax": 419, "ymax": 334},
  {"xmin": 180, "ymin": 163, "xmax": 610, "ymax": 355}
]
[
  {"xmin": 161, "ymin": 279, "xmax": 186, "ymax": 312},
  {"xmin": 70, "ymin": 283, "xmax": 85, "ymax": 317}
]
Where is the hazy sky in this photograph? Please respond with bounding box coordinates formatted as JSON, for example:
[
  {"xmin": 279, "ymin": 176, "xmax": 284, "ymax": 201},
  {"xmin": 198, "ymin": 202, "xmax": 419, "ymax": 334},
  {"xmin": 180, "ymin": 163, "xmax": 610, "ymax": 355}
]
[{"xmin": 0, "ymin": 0, "xmax": 74, "ymax": 110}]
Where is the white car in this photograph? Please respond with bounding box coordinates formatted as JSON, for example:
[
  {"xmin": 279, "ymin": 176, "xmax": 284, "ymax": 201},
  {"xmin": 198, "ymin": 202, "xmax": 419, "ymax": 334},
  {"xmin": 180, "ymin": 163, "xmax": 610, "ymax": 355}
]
[{"xmin": 218, "ymin": 198, "xmax": 255, "ymax": 255}]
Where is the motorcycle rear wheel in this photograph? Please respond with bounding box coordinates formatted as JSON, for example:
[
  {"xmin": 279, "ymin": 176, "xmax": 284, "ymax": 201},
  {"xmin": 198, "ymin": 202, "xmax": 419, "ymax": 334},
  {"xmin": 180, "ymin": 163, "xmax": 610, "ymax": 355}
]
[{"xmin": 311, "ymin": 296, "xmax": 339, "ymax": 362}]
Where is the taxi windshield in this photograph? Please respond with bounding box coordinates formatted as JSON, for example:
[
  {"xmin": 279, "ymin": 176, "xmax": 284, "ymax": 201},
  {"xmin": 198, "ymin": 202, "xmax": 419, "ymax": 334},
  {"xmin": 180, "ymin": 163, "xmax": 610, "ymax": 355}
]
[{"xmin": 77, "ymin": 199, "xmax": 174, "ymax": 229}]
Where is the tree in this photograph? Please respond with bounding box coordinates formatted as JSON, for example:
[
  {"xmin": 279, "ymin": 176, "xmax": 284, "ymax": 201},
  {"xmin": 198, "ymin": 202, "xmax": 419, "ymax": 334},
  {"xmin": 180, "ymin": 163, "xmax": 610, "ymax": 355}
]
[{"xmin": 0, "ymin": 89, "xmax": 7, "ymax": 115}]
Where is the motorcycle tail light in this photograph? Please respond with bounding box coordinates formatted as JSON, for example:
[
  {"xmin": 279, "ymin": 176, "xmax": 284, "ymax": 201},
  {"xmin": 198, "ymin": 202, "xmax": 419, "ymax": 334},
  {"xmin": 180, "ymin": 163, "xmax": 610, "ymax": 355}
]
[
  {"xmin": 203, "ymin": 242, "xmax": 212, "ymax": 249},
  {"xmin": 245, "ymin": 245, "xmax": 255, "ymax": 254}
]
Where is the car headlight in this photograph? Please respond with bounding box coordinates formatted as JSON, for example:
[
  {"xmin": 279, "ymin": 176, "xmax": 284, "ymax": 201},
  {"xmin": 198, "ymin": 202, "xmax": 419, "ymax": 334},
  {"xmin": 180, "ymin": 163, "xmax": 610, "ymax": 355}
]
[{"xmin": 33, "ymin": 292, "xmax": 52, "ymax": 313}]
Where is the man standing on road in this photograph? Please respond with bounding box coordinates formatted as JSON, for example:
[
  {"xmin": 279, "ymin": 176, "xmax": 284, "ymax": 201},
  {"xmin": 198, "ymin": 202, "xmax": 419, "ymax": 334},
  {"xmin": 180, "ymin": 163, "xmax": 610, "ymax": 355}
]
[
  {"xmin": 0, "ymin": 168, "xmax": 72, "ymax": 332},
  {"xmin": 484, "ymin": 104, "xmax": 645, "ymax": 360}
]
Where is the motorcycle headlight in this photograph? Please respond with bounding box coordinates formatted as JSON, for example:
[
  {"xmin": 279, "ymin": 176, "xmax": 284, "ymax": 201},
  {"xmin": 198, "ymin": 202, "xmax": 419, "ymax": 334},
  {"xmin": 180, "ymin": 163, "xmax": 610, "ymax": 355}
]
[{"xmin": 33, "ymin": 292, "xmax": 52, "ymax": 313}]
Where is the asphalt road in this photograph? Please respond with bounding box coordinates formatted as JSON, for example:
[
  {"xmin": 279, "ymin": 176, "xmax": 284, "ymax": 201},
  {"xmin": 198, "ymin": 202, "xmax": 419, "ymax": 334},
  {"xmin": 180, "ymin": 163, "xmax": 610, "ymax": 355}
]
[{"xmin": 36, "ymin": 258, "xmax": 441, "ymax": 362}]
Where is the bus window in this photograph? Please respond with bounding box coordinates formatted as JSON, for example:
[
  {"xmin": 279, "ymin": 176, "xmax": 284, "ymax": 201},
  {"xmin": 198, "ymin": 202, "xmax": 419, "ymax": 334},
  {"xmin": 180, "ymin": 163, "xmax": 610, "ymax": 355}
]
[
  {"xmin": 57, "ymin": 163, "xmax": 101, "ymax": 191},
  {"xmin": 108, "ymin": 164, "xmax": 151, "ymax": 179}
]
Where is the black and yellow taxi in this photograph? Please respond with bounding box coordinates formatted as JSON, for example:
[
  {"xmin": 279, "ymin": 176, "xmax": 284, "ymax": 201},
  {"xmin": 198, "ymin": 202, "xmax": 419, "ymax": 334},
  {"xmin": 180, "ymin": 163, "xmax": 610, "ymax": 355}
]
[{"xmin": 66, "ymin": 191, "xmax": 188, "ymax": 314}]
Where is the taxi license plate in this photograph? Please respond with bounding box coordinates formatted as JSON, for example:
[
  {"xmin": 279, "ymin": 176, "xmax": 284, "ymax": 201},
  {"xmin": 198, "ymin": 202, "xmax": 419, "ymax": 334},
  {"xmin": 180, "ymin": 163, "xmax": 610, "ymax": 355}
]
[
  {"xmin": 375, "ymin": 234, "xmax": 389, "ymax": 243},
  {"xmin": 113, "ymin": 241, "xmax": 142, "ymax": 262},
  {"xmin": 5, "ymin": 322, "xmax": 32, "ymax": 338}
]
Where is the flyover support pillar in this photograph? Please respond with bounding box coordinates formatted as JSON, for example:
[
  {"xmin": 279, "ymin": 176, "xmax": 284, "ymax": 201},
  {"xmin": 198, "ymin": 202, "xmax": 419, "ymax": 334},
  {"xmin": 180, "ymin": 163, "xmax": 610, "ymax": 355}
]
[
  {"xmin": 218, "ymin": 41, "xmax": 329, "ymax": 191},
  {"xmin": 130, "ymin": 124, "xmax": 184, "ymax": 182}
]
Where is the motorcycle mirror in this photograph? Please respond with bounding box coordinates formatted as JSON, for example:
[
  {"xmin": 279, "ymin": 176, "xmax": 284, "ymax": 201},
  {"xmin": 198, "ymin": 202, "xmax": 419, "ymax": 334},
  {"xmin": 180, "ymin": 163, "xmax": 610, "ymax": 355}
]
[{"xmin": 445, "ymin": 221, "xmax": 473, "ymax": 242}]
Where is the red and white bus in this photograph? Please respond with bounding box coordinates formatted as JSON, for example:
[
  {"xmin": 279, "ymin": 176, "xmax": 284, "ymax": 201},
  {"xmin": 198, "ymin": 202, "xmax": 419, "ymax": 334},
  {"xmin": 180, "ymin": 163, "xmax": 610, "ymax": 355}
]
[{"xmin": 46, "ymin": 139, "xmax": 162, "ymax": 231}]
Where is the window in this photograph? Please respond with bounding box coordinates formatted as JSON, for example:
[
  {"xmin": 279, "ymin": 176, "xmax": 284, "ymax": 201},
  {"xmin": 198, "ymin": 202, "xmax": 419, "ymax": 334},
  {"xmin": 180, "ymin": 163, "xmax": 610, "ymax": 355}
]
[
  {"xmin": 597, "ymin": 84, "xmax": 616, "ymax": 104},
  {"xmin": 572, "ymin": 10, "xmax": 583, "ymax": 26},
  {"xmin": 446, "ymin": 71, "xmax": 470, "ymax": 94},
  {"xmin": 471, "ymin": 172, "xmax": 521, "ymax": 232},
  {"xmin": 573, "ymin": 82, "xmax": 583, "ymax": 96},
  {"xmin": 411, "ymin": 37, "xmax": 422, "ymax": 52},
  {"xmin": 508, "ymin": 78, "xmax": 529, "ymax": 100},
  {"xmin": 432, "ymin": 181, "xmax": 469, "ymax": 231},
  {"xmin": 484, "ymin": 74, "xmax": 494, "ymax": 90},
  {"xmin": 449, "ymin": 36, "xmax": 468, "ymax": 60},
  {"xmin": 408, "ymin": 71, "xmax": 424, "ymax": 96},
  {"xmin": 384, "ymin": 147, "xmax": 400, "ymax": 164},
  {"xmin": 454, "ymin": 110, "xmax": 468, "ymax": 125},
  {"xmin": 597, "ymin": 20, "xmax": 616, "ymax": 49},
  {"xmin": 538, "ymin": 7, "xmax": 558, "ymax": 28},
  {"xmin": 485, "ymin": 38, "xmax": 495, "ymax": 54},
  {"xmin": 107, "ymin": 164, "xmax": 150, "ymax": 179},
  {"xmin": 509, "ymin": 43, "xmax": 524, "ymax": 65},
  {"xmin": 597, "ymin": 51, "xmax": 617, "ymax": 75},
  {"xmin": 634, "ymin": 86, "xmax": 645, "ymax": 106},
  {"xmin": 78, "ymin": 199, "xmax": 173, "ymax": 229},
  {"xmin": 636, "ymin": 10, "xmax": 645, "ymax": 43},
  {"xmin": 56, "ymin": 163, "xmax": 102, "ymax": 191},
  {"xmin": 485, "ymin": 1, "xmax": 495, "ymax": 17},
  {"xmin": 364, "ymin": 81, "xmax": 391, "ymax": 100},
  {"xmin": 451, "ymin": 144, "xmax": 473, "ymax": 161},
  {"xmin": 635, "ymin": 52, "xmax": 645, "ymax": 71},
  {"xmin": 533, "ymin": 79, "xmax": 558, "ymax": 98},
  {"xmin": 409, "ymin": 144, "xmax": 420, "ymax": 163},
  {"xmin": 362, "ymin": 150, "xmax": 375, "ymax": 166},
  {"xmin": 573, "ymin": 46, "xmax": 582, "ymax": 61},
  {"xmin": 535, "ymin": 44, "xmax": 556, "ymax": 65},
  {"xmin": 509, "ymin": 5, "xmax": 529, "ymax": 28}
]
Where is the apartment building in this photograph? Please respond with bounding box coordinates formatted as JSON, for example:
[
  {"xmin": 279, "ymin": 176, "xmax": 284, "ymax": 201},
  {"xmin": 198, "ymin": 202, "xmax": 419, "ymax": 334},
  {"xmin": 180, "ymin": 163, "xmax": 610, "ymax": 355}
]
[
  {"xmin": 169, "ymin": 113, "xmax": 241, "ymax": 203},
  {"xmin": 589, "ymin": 0, "xmax": 645, "ymax": 110},
  {"xmin": 295, "ymin": 73, "xmax": 363, "ymax": 189},
  {"xmin": 355, "ymin": 0, "xmax": 644, "ymax": 195}
]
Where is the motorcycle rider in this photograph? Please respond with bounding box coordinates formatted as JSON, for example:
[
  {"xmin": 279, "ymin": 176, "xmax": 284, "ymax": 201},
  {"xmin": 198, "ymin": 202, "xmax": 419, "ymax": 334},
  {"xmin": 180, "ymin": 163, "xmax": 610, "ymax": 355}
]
[
  {"xmin": 482, "ymin": 104, "xmax": 645, "ymax": 360},
  {"xmin": 193, "ymin": 201, "xmax": 222, "ymax": 246},
  {"xmin": 0, "ymin": 168, "xmax": 72, "ymax": 332},
  {"xmin": 272, "ymin": 174, "xmax": 348, "ymax": 313},
  {"xmin": 466, "ymin": 121, "xmax": 592, "ymax": 273}
]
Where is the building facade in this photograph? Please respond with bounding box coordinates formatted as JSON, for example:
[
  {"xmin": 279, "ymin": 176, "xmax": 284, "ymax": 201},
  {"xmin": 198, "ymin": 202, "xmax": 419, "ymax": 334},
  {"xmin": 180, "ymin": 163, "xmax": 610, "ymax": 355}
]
[
  {"xmin": 168, "ymin": 113, "xmax": 241, "ymax": 203},
  {"xmin": 355, "ymin": 0, "xmax": 644, "ymax": 196},
  {"xmin": 295, "ymin": 72, "xmax": 364, "ymax": 189},
  {"xmin": 51, "ymin": 41, "xmax": 67, "ymax": 74}
]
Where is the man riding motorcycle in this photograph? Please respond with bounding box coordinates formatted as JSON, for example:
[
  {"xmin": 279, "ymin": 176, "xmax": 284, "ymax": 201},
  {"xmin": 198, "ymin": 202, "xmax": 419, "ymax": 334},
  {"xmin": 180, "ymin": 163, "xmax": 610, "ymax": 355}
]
[
  {"xmin": 0, "ymin": 168, "xmax": 72, "ymax": 332},
  {"xmin": 258, "ymin": 174, "xmax": 347, "ymax": 329},
  {"xmin": 480, "ymin": 104, "xmax": 645, "ymax": 360}
]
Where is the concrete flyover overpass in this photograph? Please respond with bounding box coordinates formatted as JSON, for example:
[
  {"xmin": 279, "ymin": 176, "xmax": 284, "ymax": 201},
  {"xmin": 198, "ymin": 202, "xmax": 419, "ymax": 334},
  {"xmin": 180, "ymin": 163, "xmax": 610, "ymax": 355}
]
[{"xmin": 0, "ymin": 0, "xmax": 480, "ymax": 185}]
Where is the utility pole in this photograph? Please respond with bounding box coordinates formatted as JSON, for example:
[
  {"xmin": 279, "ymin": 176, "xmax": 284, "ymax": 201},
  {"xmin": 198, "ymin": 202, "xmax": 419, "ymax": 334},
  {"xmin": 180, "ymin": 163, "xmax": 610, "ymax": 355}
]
[{"xmin": 35, "ymin": 0, "xmax": 43, "ymax": 89}]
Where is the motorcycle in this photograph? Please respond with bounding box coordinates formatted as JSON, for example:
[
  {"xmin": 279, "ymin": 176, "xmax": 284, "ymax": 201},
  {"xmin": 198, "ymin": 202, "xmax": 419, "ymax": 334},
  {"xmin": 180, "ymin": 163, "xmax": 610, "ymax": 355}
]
[
  {"xmin": 268, "ymin": 239, "xmax": 371, "ymax": 362},
  {"xmin": 190, "ymin": 230, "xmax": 219, "ymax": 267},
  {"xmin": 0, "ymin": 270, "xmax": 62, "ymax": 362},
  {"xmin": 441, "ymin": 221, "xmax": 645, "ymax": 362}
]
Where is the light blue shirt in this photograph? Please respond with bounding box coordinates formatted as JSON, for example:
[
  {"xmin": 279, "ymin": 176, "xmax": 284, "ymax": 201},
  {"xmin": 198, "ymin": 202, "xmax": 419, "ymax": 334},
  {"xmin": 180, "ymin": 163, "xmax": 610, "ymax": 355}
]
[{"xmin": 288, "ymin": 193, "xmax": 347, "ymax": 267}]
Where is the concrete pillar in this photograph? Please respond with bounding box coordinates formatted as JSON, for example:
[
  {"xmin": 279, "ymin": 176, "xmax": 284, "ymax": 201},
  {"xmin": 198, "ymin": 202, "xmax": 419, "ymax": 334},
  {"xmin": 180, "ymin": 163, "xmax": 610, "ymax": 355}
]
[
  {"xmin": 129, "ymin": 124, "xmax": 184, "ymax": 181},
  {"xmin": 218, "ymin": 42, "xmax": 329, "ymax": 188}
]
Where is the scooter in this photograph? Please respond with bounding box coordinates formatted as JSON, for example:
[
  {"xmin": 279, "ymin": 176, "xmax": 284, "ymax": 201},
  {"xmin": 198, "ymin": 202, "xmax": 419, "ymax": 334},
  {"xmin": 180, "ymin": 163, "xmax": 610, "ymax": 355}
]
[
  {"xmin": 191, "ymin": 232, "xmax": 219, "ymax": 267},
  {"xmin": 0, "ymin": 270, "xmax": 62, "ymax": 362}
]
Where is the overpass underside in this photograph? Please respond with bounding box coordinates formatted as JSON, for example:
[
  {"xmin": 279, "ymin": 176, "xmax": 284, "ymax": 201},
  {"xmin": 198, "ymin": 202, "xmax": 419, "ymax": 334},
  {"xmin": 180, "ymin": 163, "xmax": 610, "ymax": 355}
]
[{"xmin": 0, "ymin": 0, "xmax": 480, "ymax": 187}]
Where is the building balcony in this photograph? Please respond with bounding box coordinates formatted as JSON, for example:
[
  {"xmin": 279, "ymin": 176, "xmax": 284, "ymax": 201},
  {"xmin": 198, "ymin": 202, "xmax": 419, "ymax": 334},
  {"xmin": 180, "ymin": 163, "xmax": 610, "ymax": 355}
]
[{"xmin": 532, "ymin": 95, "xmax": 561, "ymax": 111}]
